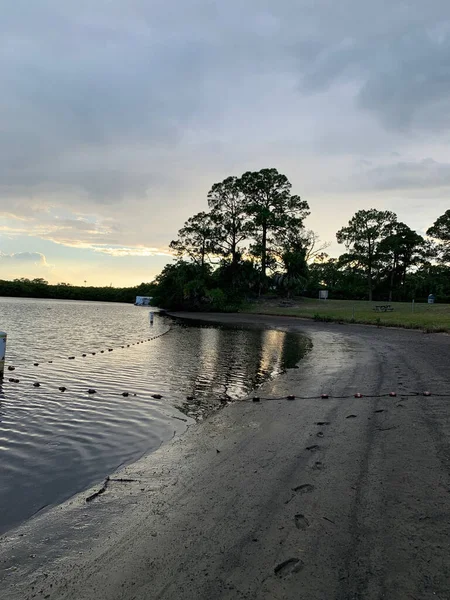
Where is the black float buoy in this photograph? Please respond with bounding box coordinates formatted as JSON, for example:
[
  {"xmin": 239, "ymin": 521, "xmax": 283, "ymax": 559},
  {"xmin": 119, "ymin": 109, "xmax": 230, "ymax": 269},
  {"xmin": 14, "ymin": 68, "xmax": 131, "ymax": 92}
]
[
  {"xmin": 152, "ymin": 393, "xmax": 162, "ymax": 399},
  {"xmin": 252, "ymin": 396, "xmax": 260, "ymax": 402},
  {"xmin": 186, "ymin": 395, "xmax": 195, "ymax": 401},
  {"xmin": 33, "ymin": 382, "xmax": 40, "ymax": 387},
  {"xmin": 8, "ymin": 366, "xmax": 15, "ymax": 371},
  {"xmin": 59, "ymin": 386, "xmax": 66, "ymax": 392},
  {"xmin": 122, "ymin": 392, "xmax": 129, "ymax": 397},
  {"xmin": 88, "ymin": 388, "xmax": 96, "ymax": 394},
  {"xmin": 34, "ymin": 363, "xmax": 39, "ymax": 366},
  {"xmin": 287, "ymin": 394, "xmax": 295, "ymax": 400}
]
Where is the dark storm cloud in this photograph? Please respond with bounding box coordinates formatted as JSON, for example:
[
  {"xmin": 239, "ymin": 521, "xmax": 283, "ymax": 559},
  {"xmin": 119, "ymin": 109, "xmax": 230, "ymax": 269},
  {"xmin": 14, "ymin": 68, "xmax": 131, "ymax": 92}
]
[
  {"xmin": 358, "ymin": 158, "xmax": 450, "ymax": 191},
  {"xmin": 357, "ymin": 31, "xmax": 450, "ymax": 130}
]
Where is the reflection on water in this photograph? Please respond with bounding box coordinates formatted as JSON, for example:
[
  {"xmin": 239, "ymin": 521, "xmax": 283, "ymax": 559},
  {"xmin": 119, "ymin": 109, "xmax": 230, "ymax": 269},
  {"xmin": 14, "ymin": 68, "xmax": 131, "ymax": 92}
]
[
  {"xmin": 177, "ymin": 319, "xmax": 311, "ymax": 401},
  {"xmin": 0, "ymin": 298, "xmax": 310, "ymax": 534}
]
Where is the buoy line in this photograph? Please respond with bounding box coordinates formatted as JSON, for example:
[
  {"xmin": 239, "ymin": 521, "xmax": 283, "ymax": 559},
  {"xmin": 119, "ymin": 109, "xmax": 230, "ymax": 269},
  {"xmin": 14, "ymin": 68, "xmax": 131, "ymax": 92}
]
[
  {"xmin": 249, "ymin": 391, "xmax": 450, "ymax": 402},
  {"xmin": 1, "ymin": 325, "xmax": 172, "ymax": 373}
]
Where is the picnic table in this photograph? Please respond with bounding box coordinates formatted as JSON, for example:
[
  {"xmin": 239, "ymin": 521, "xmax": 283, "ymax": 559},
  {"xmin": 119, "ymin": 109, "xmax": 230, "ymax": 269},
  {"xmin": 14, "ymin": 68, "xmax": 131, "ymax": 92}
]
[{"xmin": 373, "ymin": 304, "xmax": 394, "ymax": 312}]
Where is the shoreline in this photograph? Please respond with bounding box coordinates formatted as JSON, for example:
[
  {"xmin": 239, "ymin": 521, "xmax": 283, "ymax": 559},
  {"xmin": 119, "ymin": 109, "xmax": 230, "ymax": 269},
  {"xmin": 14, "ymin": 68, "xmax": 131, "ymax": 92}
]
[{"xmin": 1, "ymin": 313, "xmax": 450, "ymax": 599}]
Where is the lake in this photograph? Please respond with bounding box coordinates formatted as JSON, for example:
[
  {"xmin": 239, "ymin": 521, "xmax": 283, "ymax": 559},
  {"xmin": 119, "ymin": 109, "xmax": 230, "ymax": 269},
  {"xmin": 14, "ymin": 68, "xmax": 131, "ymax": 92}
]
[{"xmin": 0, "ymin": 298, "xmax": 310, "ymax": 534}]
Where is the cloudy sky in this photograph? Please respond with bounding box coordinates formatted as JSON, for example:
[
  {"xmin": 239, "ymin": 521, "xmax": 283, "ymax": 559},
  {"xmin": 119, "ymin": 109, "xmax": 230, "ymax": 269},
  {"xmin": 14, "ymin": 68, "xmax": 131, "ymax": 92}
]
[{"xmin": 1, "ymin": 0, "xmax": 449, "ymax": 285}]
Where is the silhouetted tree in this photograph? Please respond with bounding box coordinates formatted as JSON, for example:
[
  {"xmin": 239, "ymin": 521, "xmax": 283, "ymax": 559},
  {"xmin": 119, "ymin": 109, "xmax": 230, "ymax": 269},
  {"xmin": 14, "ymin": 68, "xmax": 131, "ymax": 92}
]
[
  {"xmin": 427, "ymin": 209, "xmax": 450, "ymax": 264},
  {"xmin": 378, "ymin": 222, "xmax": 425, "ymax": 301},
  {"xmin": 337, "ymin": 209, "xmax": 397, "ymax": 301},
  {"xmin": 207, "ymin": 176, "xmax": 249, "ymax": 267},
  {"xmin": 169, "ymin": 211, "xmax": 215, "ymax": 268},
  {"xmin": 240, "ymin": 168, "xmax": 309, "ymax": 289}
]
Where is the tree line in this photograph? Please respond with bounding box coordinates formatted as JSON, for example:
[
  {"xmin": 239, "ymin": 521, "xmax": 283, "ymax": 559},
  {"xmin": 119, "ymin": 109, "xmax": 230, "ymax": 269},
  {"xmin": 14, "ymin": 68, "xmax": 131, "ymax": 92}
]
[
  {"xmin": 151, "ymin": 168, "xmax": 450, "ymax": 309},
  {"xmin": 0, "ymin": 278, "xmax": 153, "ymax": 303},
  {"xmin": 1, "ymin": 168, "xmax": 448, "ymax": 308}
]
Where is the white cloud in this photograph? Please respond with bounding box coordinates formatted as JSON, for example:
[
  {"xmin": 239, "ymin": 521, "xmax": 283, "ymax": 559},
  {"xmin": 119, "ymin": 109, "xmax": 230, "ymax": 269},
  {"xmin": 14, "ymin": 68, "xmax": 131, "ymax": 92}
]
[
  {"xmin": 92, "ymin": 246, "xmax": 172, "ymax": 257},
  {"xmin": 0, "ymin": 251, "xmax": 48, "ymax": 265},
  {"xmin": 0, "ymin": 250, "xmax": 51, "ymax": 268}
]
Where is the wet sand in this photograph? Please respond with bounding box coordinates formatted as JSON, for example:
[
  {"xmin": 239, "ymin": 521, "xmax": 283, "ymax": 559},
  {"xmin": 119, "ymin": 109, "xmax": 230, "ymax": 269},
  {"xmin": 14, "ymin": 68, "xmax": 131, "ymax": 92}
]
[{"xmin": 1, "ymin": 313, "xmax": 450, "ymax": 600}]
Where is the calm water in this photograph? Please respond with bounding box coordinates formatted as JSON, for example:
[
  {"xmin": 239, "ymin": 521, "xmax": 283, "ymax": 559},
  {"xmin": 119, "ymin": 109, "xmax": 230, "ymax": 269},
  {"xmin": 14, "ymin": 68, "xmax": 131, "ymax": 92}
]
[{"xmin": 0, "ymin": 298, "xmax": 310, "ymax": 534}]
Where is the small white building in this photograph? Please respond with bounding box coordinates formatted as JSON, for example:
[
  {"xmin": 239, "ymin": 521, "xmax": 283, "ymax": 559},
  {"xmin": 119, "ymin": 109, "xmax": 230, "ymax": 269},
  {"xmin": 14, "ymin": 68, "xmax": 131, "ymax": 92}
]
[{"xmin": 135, "ymin": 296, "xmax": 153, "ymax": 306}]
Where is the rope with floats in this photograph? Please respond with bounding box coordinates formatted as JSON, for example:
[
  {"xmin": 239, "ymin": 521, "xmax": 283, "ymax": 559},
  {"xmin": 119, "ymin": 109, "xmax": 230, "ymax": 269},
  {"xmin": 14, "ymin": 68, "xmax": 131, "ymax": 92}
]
[
  {"xmin": 249, "ymin": 391, "xmax": 450, "ymax": 402},
  {"xmin": 1, "ymin": 325, "xmax": 172, "ymax": 374}
]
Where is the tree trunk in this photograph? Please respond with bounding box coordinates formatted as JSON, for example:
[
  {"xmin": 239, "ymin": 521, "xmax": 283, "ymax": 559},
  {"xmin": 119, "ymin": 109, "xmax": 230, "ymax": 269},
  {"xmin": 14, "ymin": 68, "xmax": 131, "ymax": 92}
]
[
  {"xmin": 368, "ymin": 265, "xmax": 373, "ymax": 302},
  {"xmin": 231, "ymin": 232, "xmax": 237, "ymax": 267},
  {"xmin": 367, "ymin": 242, "xmax": 373, "ymax": 302},
  {"xmin": 388, "ymin": 276, "xmax": 393, "ymax": 302},
  {"xmin": 388, "ymin": 260, "xmax": 395, "ymax": 302},
  {"xmin": 231, "ymin": 215, "xmax": 237, "ymax": 266},
  {"xmin": 260, "ymin": 223, "xmax": 267, "ymax": 295}
]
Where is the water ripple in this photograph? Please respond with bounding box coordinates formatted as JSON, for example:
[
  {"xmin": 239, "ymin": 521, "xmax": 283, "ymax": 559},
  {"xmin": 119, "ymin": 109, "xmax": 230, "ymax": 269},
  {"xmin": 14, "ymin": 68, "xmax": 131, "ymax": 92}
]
[{"xmin": 0, "ymin": 298, "xmax": 310, "ymax": 534}]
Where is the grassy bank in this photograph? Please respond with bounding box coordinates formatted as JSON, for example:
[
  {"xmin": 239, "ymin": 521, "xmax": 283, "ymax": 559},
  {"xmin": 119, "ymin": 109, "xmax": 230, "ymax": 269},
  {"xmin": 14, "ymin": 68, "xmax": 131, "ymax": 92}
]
[{"xmin": 245, "ymin": 298, "xmax": 450, "ymax": 333}]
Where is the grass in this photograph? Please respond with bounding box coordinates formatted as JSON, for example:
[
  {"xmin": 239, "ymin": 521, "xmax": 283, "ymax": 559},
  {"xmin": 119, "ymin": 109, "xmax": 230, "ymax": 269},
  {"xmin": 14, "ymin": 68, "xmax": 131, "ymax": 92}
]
[{"xmin": 244, "ymin": 298, "xmax": 450, "ymax": 333}]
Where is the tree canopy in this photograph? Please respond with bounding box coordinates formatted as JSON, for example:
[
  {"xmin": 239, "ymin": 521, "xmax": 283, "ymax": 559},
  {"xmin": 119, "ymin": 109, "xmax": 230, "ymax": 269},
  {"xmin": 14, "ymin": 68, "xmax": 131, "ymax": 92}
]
[
  {"xmin": 336, "ymin": 209, "xmax": 398, "ymax": 301},
  {"xmin": 206, "ymin": 176, "xmax": 249, "ymax": 267},
  {"xmin": 427, "ymin": 209, "xmax": 450, "ymax": 264},
  {"xmin": 240, "ymin": 168, "xmax": 310, "ymax": 285},
  {"xmin": 169, "ymin": 168, "xmax": 310, "ymax": 295},
  {"xmin": 169, "ymin": 211, "xmax": 215, "ymax": 268}
]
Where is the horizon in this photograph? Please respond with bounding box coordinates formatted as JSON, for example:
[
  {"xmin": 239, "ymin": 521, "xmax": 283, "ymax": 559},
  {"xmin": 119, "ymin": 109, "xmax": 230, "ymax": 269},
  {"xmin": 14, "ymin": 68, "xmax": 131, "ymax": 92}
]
[{"xmin": 1, "ymin": 1, "xmax": 449, "ymax": 286}]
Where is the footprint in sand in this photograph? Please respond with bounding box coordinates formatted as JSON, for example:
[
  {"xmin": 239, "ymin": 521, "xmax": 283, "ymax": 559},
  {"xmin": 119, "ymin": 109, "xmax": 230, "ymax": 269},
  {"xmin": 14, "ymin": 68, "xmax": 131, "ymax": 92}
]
[
  {"xmin": 285, "ymin": 483, "xmax": 315, "ymax": 504},
  {"xmin": 306, "ymin": 444, "xmax": 320, "ymax": 451},
  {"xmin": 274, "ymin": 557, "xmax": 305, "ymax": 577},
  {"xmin": 294, "ymin": 514, "xmax": 310, "ymax": 530},
  {"xmin": 292, "ymin": 483, "xmax": 315, "ymax": 494}
]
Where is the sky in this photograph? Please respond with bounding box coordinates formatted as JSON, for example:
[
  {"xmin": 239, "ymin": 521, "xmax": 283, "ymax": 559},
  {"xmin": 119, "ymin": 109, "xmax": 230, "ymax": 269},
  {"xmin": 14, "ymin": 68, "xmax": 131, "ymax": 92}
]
[{"xmin": 1, "ymin": 0, "xmax": 450, "ymax": 286}]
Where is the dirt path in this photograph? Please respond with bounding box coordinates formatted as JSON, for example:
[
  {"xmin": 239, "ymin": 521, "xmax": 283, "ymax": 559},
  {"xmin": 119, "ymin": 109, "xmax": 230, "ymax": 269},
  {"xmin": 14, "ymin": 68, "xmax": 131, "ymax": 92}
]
[{"xmin": 1, "ymin": 314, "xmax": 450, "ymax": 600}]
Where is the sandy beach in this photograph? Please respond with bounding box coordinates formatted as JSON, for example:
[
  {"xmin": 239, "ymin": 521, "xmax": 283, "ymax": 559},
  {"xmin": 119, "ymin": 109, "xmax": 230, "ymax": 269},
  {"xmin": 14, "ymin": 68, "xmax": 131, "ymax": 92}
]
[{"xmin": 1, "ymin": 313, "xmax": 450, "ymax": 600}]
